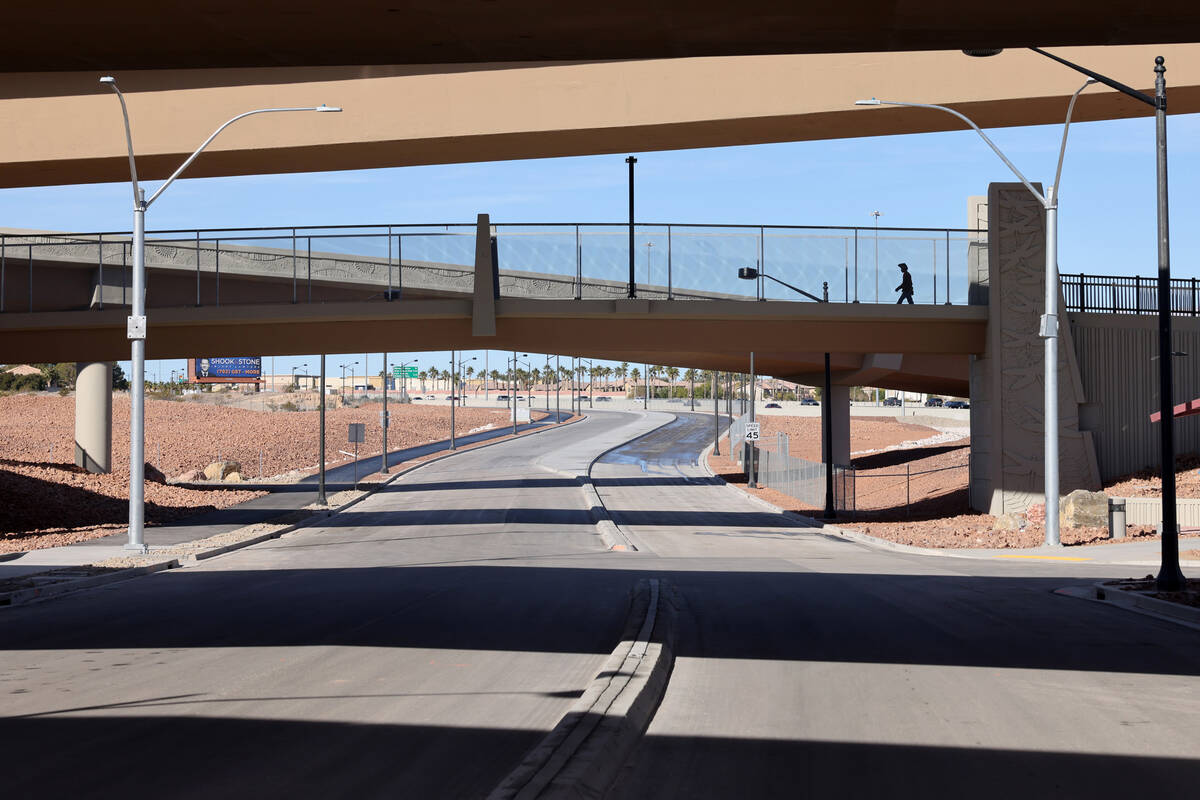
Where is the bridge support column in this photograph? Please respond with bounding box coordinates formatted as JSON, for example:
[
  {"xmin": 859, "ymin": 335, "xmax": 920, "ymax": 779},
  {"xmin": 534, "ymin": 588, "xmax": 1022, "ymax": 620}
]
[
  {"xmin": 968, "ymin": 183, "xmax": 1099, "ymax": 515},
  {"xmin": 74, "ymin": 361, "xmax": 112, "ymax": 474},
  {"xmin": 821, "ymin": 385, "xmax": 851, "ymax": 466}
]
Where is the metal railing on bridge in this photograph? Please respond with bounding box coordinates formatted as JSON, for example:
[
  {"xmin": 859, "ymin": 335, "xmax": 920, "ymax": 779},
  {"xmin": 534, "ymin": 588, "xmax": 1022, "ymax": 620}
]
[
  {"xmin": 0, "ymin": 221, "xmax": 984, "ymax": 312},
  {"xmin": 1061, "ymin": 273, "xmax": 1200, "ymax": 315}
]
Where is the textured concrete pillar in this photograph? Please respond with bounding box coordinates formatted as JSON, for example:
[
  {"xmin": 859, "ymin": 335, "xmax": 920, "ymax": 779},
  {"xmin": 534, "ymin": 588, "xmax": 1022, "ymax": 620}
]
[
  {"xmin": 822, "ymin": 385, "xmax": 852, "ymax": 466},
  {"xmin": 968, "ymin": 183, "xmax": 1100, "ymax": 514},
  {"xmin": 74, "ymin": 361, "xmax": 112, "ymax": 474}
]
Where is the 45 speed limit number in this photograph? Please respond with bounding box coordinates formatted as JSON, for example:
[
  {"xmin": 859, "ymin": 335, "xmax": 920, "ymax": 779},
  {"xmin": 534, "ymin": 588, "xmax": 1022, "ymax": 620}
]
[{"xmin": 744, "ymin": 422, "xmax": 760, "ymax": 441}]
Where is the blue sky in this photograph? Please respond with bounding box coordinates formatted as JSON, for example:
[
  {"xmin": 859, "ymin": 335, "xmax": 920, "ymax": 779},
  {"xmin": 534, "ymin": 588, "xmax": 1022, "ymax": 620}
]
[{"xmin": 3, "ymin": 110, "xmax": 1195, "ymax": 381}]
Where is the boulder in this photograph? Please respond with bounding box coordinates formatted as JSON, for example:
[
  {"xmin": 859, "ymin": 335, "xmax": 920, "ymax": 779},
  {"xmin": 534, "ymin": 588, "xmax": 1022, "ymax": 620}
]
[
  {"xmin": 993, "ymin": 512, "xmax": 1025, "ymax": 531},
  {"xmin": 1060, "ymin": 489, "xmax": 1109, "ymax": 529},
  {"xmin": 224, "ymin": 471, "xmax": 243, "ymax": 483},
  {"xmin": 203, "ymin": 460, "xmax": 242, "ymax": 481},
  {"xmin": 172, "ymin": 469, "xmax": 204, "ymax": 484},
  {"xmin": 144, "ymin": 462, "xmax": 167, "ymax": 484}
]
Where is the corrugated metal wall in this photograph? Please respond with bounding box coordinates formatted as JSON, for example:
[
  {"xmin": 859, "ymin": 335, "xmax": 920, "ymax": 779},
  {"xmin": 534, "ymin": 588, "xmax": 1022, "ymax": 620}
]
[{"xmin": 1072, "ymin": 314, "xmax": 1200, "ymax": 480}]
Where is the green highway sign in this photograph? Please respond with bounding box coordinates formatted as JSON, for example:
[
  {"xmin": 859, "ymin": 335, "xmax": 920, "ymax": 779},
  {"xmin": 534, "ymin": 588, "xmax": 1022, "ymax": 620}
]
[{"xmin": 394, "ymin": 366, "xmax": 418, "ymax": 378}]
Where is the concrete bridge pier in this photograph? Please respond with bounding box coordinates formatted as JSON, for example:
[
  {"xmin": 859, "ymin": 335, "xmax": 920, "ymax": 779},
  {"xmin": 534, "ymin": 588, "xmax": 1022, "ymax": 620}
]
[
  {"xmin": 74, "ymin": 361, "xmax": 112, "ymax": 474},
  {"xmin": 822, "ymin": 385, "xmax": 852, "ymax": 466},
  {"xmin": 968, "ymin": 182, "xmax": 1100, "ymax": 515}
]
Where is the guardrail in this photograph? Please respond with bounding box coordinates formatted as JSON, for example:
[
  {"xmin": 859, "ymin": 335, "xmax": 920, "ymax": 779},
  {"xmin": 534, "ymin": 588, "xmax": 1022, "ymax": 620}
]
[{"xmin": 0, "ymin": 220, "xmax": 984, "ymax": 313}]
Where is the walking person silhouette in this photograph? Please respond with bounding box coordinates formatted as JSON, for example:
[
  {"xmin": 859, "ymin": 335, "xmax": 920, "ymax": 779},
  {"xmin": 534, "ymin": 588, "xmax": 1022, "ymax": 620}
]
[{"xmin": 895, "ymin": 262, "xmax": 914, "ymax": 304}]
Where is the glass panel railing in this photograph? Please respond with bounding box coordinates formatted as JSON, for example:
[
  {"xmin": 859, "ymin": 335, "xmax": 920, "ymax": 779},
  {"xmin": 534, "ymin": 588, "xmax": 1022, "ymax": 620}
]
[{"xmin": 664, "ymin": 225, "xmax": 761, "ymax": 300}]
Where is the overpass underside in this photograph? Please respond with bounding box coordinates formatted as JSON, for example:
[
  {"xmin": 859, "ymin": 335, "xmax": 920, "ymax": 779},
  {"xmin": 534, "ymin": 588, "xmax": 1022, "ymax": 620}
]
[
  {"xmin": 0, "ymin": 295, "xmax": 982, "ymax": 397},
  {"xmin": 4, "ymin": 45, "xmax": 1200, "ymax": 188}
]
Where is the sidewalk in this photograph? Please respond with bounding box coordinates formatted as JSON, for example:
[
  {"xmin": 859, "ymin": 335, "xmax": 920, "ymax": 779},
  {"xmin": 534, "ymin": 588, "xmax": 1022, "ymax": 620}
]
[{"xmin": 0, "ymin": 412, "xmax": 570, "ymax": 583}]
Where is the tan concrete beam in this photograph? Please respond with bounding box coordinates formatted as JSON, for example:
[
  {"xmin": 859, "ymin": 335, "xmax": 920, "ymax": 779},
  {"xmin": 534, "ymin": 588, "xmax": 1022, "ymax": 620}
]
[{"xmin": 3, "ymin": 45, "xmax": 1198, "ymax": 188}]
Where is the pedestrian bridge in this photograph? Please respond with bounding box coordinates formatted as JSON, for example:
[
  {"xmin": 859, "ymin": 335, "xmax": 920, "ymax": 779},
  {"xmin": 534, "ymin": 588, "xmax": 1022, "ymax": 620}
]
[{"xmin": 0, "ymin": 218, "xmax": 986, "ymax": 395}]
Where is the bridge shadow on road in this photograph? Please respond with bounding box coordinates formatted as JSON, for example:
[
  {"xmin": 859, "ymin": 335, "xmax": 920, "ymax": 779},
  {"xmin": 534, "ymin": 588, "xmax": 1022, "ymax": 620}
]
[{"xmin": 4, "ymin": 563, "xmax": 1200, "ymax": 797}]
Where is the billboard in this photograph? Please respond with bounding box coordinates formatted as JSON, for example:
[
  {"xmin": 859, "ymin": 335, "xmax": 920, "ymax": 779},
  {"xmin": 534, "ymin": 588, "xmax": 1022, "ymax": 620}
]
[{"xmin": 189, "ymin": 357, "xmax": 262, "ymax": 384}]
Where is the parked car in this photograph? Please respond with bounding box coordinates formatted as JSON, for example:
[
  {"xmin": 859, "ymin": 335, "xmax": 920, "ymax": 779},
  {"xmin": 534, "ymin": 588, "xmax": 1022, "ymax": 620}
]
[
  {"xmin": 596, "ymin": 396, "xmax": 612, "ymax": 402},
  {"xmin": 801, "ymin": 397, "xmax": 819, "ymax": 406},
  {"xmin": 496, "ymin": 394, "xmax": 509, "ymax": 401},
  {"xmin": 924, "ymin": 397, "xmax": 943, "ymax": 407},
  {"xmin": 765, "ymin": 402, "xmax": 782, "ymax": 409},
  {"xmin": 515, "ymin": 395, "xmax": 525, "ymax": 401},
  {"xmin": 425, "ymin": 395, "xmax": 435, "ymax": 400},
  {"xmin": 944, "ymin": 399, "xmax": 970, "ymax": 409},
  {"xmin": 882, "ymin": 397, "xmax": 901, "ymax": 407}
]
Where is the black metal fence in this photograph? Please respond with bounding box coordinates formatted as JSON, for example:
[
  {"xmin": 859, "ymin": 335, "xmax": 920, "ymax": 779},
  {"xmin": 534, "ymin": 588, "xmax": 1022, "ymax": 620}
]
[{"xmin": 1061, "ymin": 273, "xmax": 1200, "ymax": 315}]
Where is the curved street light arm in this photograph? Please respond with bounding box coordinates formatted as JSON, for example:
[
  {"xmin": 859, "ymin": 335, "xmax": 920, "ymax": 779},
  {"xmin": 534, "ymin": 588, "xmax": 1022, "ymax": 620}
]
[
  {"xmin": 859, "ymin": 99, "xmax": 1047, "ymax": 208},
  {"xmin": 99, "ymin": 77, "xmax": 141, "ymax": 207},
  {"xmin": 146, "ymin": 106, "xmax": 337, "ymax": 208},
  {"xmin": 1053, "ymin": 79, "xmax": 1099, "ymax": 198}
]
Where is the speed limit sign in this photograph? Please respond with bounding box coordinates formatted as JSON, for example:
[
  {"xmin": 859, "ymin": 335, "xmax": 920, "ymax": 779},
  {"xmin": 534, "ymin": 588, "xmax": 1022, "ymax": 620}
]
[{"xmin": 744, "ymin": 422, "xmax": 761, "ymax": 442}]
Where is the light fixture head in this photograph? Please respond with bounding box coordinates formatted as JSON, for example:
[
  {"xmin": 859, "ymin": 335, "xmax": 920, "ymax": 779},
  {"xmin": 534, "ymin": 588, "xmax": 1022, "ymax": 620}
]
[
  {"xmin": 962, "ymin": 49, "xmax": 1004, "ymax": 57},
  {"xmin": 854, "ymin": 98, "xmax": 882, "ymax": 106},
  {"xmin": 315, "ymin": 105, "xmax": 342, "ymax": 112},
  {"xmin": 738, "ymin": 267, "xmax": 760, "ymax": 280},
  {"xmin": 99, "ymin": 76, "xmax": 116, "ymax": 85}
]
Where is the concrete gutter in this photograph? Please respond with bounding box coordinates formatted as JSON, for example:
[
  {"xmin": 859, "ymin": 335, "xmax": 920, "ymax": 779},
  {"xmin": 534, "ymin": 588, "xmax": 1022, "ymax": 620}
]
[
  {"xmin": 0, "ymin": 415, "xmax": 582, "ymax": 608},
  {"xmin": 488, "ymin": 577, "xmax": 677, "ymax": 800}
]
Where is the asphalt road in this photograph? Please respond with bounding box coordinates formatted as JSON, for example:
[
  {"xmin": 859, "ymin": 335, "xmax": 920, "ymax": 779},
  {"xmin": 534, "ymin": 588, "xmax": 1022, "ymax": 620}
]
[
  {"xmin": 0, "ymin": 411, "xmax": 651, "ymax": 799},
  {"xmin": 4, "ymin": 409, "xmax": 1200, "ymax": 798},
  {"xmin": 599, "ymin": 413, "xmax": 1200, "ymax": 798}
]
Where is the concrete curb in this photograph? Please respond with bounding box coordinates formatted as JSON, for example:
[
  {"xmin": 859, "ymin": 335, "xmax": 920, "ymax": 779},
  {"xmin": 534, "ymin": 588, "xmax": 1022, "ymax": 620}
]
[
  {"xmin": 0, "ymin": 415, "xmax": 582, "ymax": 609},
  {"xmin": 584, "ymin": 411, "xmax": 680, "ymax": 553},
  {"xmin": 1056, "ymin": 581, "xmax": 1200, "ymax": 632},
  {"xmin": 488, "ymin": 578, "xmax": 677, "ymax": 800},
  {"xmin": 0, "ymin": 559, "xmax": 180, "ymax": 607}
]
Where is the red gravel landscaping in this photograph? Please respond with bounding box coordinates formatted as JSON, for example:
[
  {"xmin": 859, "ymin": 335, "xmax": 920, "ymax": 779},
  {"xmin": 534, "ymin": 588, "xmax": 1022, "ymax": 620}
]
[{"xmin": 0, "ymin": 392, "xmax": 548, "ymax": 553}]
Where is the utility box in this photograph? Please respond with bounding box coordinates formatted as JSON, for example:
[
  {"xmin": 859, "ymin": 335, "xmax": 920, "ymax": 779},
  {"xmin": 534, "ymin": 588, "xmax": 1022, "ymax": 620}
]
[{"xmin": 348, "ymin": 423, "xmax": 365, "ymax": 443}]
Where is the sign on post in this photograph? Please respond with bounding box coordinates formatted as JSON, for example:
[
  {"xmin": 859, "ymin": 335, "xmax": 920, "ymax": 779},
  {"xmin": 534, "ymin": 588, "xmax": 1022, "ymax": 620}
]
[
  {"xmin": 393, "ymin": 366, "xmax": 418, "ymax": 378},
  {"xmin": 744, "ymin": 421, "xmax": 761, "ymax": 442},
  {"xmin": 348, "ymin": 423, "xmax": 365, "ymax": 443}
]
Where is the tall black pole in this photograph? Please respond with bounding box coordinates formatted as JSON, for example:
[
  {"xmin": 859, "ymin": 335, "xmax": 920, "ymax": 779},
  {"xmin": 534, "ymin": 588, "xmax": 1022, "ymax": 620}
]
[
  {"xmin": 450, "ymin": 349, "xmax": 457, "ymax": 451},
  {"xmin": 626, "ymin": 155, "xmax": 637, "ymax": 298},
  {"xmin": 1154, "ymin": 57, "xmax": 1185, "ymax": 591},
  {"xmin": 823, "ymin": 352, "xmax": 835, "ymax": 519},
  {"xmin": 713, "ymin": 371, "xmax": 721, "ymax": 456},
  {"xmin": 381, "ymin": 350, "xmax": 388, "ymax": 474},
  {"xmin": 318, "ymin": 354, "xmax": 327, "ymax": 505}
]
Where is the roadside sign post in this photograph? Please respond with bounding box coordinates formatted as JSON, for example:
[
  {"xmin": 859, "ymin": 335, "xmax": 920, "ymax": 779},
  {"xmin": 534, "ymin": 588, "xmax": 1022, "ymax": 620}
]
[
  {"xmin": 744, "ymin": 421, "xmax": 760, "ymax": 490},
  {"xmin": 348, "ymin": 422, "xmax": 365, "ymax": 485}
]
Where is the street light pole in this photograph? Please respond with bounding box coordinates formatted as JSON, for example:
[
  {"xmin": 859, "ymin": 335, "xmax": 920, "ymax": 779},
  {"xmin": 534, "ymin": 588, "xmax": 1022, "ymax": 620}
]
[
  {"xmin": 855, "ymin": 79, "xmax": 1093, "ymax": 548},
  {"xmin": 100, "ymin": 75, "xmax": 340, "ymax": 552},
  {"xmin": 626, "ymin": 156, "xmax": 637, "ymax": 298},
  {"xmin": 961, "ymin": 48, "xmax": 1185, "ymax": 588},
  {"xmin": 872, "ymin": 211, "xmax": 882, "ymax": 303}
]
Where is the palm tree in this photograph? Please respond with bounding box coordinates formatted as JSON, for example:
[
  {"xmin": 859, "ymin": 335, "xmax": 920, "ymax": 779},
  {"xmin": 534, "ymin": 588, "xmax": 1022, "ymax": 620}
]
[
  {"xmin": 666, "ymin": 366, "xmax": 679, "ymax": 398},
  {"xmin": 684, "ymin": 368, "xmax": 697, "ymax": 406},
  {"xmin": 629, "ymin": 367, "xmax": 641, "ymax": 398},
  {"xmin": 617, "ymin": 362, "xmax": 629, "ymax": 390}
]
